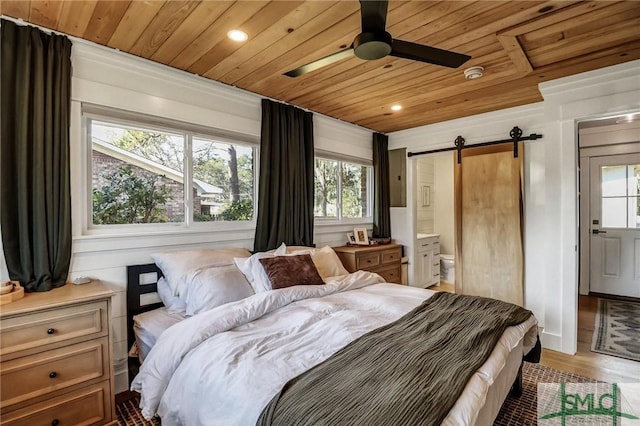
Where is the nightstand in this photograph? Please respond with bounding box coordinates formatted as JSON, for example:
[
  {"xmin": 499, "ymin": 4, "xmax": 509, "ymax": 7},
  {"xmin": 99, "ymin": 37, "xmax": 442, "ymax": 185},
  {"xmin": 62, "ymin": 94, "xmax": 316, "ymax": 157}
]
[
  {"xmin": 333, "ymin": 243, "xmax": 403, "ymax": 284},
  {"xmin": 0, "ymin": 282, "xmax": 116, "ymax": 425}
]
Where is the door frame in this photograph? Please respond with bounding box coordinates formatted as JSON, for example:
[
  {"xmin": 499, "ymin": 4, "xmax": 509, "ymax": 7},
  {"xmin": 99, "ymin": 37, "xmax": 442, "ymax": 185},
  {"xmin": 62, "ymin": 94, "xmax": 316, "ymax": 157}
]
[{"xmin": 578, "ymin": 142, "xmax": 640, "ymax": 295}]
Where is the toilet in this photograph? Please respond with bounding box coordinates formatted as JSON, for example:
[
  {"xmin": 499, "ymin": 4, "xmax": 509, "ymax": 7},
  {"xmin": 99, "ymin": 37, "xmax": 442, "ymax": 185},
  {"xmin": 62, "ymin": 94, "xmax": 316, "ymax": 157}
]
[{"xmin": 440, "ymin": 254, "xmax": 455, "ymax": 283}]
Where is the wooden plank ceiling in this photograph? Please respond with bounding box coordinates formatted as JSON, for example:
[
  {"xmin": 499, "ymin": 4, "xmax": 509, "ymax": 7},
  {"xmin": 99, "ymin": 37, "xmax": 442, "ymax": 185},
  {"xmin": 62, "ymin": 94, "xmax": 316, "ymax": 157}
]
[{"xmin": 2, "ymin": 1, "xmax": 639, "ymax": 133}]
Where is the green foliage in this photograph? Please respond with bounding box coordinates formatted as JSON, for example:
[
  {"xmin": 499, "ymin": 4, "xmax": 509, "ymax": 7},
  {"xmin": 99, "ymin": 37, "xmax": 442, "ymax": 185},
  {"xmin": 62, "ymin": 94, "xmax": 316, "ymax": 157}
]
[
  {"xmin": 112, "ymin": 130, "xmax": 183, "ymax": 172},
  {"xmin": 314, "ymin": 159, "xmax": 368, "ymax": 218},
  {"xmin": 219, "ymin": 199, "xmax": 253, "ymax": 221},
  {"xmin": 341, "ymin": 163, "xmax": 366, "ymax": 218},
  {"xmin": 314, "ymin": 159, "xmax": 338, "ymax": 217},
  {"xmin": 93, "ymin": 165, "xmax": 170, "ymax": 224}
]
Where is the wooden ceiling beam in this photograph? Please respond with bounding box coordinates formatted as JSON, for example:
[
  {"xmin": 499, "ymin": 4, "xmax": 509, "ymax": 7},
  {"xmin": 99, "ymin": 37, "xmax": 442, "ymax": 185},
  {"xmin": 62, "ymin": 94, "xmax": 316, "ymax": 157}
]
[{"xmin": 497, "ymin": 35, "xmax": 532, "ymax": 74}]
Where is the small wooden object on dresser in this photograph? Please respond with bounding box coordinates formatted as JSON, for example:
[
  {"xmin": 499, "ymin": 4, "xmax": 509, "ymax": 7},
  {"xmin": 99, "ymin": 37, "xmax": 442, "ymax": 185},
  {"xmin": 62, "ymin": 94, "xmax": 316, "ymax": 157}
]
[
  {"xmin": 333, "ymin": 243, "xmax": 402, "ymax": 284},
  {"xmin": 0, "ymin": 282, "xmax": 117, "ymax": 426}
]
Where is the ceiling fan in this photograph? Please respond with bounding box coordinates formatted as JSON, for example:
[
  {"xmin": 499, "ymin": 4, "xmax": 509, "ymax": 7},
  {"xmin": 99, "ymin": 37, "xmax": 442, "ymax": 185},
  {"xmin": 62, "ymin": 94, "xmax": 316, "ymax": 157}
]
[{"xmin": 284, "ymin": 0, "xmax": 471, "ymax": 78}]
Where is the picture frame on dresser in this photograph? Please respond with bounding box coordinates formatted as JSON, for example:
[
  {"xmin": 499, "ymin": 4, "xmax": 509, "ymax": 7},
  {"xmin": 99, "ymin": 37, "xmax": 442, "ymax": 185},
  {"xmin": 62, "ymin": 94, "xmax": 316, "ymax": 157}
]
[{"xmin": 353, "ymin": 227, "xmax": 369, "ymax": 245}]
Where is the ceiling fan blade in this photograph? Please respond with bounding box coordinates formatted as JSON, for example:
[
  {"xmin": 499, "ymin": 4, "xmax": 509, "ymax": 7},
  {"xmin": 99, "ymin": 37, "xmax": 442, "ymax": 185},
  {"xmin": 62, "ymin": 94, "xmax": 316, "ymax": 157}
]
[
  {"xmin": 359, "ymin": 0, "xmax": 388, "ymax": 33},
  {"xmin": 391, "ymin": 39, "xmax": 471, "ymax": 68},
  {"xmin": 284, "ymin": 48, "xmax": 355, "ymax": 77}
]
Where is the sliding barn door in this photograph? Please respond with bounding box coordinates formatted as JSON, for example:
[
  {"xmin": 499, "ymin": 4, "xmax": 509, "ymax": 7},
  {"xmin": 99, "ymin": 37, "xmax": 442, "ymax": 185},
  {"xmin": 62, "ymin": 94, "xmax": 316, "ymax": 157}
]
[{"xmin": 454, "ymin": 143, "xmax": 524, "ymax": 305}]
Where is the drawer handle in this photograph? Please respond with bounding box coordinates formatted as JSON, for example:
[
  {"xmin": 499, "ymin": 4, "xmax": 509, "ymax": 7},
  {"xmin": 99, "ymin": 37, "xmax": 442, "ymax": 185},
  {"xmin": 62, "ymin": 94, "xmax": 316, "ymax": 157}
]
[
  {"xmin": 47, "ymin": 328, "xmax": 56, "ymax": 335},
  {"xmin": 49, "ymin": 371, "xmax": 58, "ymax": 379},
  {"xmin": 367, "ymin": 260, "xmax": 372, "ymax": 263},
  {"xmin": 52, "ymin": 420, "xmax": 60, "ymax": 426}
]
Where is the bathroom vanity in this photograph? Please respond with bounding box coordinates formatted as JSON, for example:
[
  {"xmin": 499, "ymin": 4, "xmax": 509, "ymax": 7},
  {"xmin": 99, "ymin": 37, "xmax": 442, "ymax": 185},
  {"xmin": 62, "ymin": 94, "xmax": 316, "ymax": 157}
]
[{"xmin": 415, "ymin": 234, "xmax": 440, "ymax": 287}]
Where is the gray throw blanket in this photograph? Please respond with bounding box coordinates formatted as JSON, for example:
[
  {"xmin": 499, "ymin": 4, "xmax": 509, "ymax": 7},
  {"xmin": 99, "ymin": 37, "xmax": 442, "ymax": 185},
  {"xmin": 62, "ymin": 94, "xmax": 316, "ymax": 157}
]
[{"xmin": 257, "ymin": 291, "xmax": 533, "ymax": 426}]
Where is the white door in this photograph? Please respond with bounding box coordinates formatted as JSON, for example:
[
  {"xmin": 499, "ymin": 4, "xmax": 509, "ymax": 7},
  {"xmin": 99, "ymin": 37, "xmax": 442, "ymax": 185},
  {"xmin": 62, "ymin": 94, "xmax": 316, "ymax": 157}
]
[{"xmin": 590, "ymin": 154, "xmax": 640, "ymax": 297}]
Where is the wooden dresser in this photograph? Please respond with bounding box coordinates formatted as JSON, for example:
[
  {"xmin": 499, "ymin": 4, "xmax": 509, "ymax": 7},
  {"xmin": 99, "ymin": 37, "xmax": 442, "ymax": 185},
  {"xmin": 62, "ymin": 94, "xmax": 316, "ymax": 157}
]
[
  {"xmin": 0, "ymin": 282, "xmax": 116, "ymax": 426},
  {"xmin": 333, "ymin": 243, "xmax": 402, "ymax": 284}
]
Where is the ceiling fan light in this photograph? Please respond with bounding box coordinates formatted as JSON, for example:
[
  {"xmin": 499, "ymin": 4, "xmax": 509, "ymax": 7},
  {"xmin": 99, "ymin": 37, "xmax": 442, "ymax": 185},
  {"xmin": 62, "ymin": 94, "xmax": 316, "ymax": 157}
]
[
  {"xmin": 391, "ymin": 104, "xmax": 402, "ymax": 111},
  {"xmin": 464, "ymin": 66, "xmax": 484, "ymax": 80}
]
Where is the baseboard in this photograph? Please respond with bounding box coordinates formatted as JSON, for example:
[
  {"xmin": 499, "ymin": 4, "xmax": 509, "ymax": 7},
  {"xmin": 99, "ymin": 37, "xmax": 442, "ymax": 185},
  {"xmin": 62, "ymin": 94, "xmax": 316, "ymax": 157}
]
[{"xmin": 540, "ymin": 330, "xmax": 563, "ymax": 353}]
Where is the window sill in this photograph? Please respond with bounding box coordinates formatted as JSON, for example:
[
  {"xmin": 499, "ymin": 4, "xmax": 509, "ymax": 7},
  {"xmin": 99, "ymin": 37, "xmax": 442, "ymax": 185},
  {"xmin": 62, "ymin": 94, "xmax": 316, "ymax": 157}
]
[{"xmin": 73, "ymin": 223, "xmax": 256, "ymax": 253}]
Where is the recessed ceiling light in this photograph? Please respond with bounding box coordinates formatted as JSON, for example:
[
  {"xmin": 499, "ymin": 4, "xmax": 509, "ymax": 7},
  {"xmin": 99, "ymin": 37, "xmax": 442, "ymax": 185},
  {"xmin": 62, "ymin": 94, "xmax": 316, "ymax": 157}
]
[
  {"xmin": 227, "ymin": 30, "xmax": 248, "ymax": 42},
  {"xmin": 391, "ymin": 104, "xmax": 402, "ymax": 112}
]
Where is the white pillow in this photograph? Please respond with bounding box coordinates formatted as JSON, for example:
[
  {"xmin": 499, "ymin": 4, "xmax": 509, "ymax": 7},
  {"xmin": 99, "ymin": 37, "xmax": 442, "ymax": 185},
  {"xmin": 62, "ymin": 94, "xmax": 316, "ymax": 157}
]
[
  {"xmin": 156, "ymin": 277, "xmax": 186, "ymax": 314},
  {"xmin": 183, "ymin": 265, "xmax": 254, "ymax": 316},
  {"xmin": 151, "ymin": 248, "xmax": 252, "ymax": 297},
  {"xmin": 286, "ymin": 245, "xmax": 349, "ymax": 279},
  {"xmin": 235, "ymin": 243, "xmax": 287, "ymax": 293},
  {"xmin": 310, "ymin": 246, "xmax": 349, "ymax": 278}
]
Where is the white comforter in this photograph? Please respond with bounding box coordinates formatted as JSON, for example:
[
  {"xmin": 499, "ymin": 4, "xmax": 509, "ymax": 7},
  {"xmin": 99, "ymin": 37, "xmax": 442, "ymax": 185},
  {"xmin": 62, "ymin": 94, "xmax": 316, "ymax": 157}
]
[{"xmin": 131, "ymin": 271, "xmax": 537, "ymax": 426}]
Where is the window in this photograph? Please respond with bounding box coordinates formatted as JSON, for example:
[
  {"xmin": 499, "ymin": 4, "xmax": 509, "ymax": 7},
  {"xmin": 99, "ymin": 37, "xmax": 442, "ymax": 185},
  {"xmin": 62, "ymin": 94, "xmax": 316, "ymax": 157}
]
[
  {"xmin": 601, "ymin": 164, "xmax": 640, "ymax": 228},
  {"xmin": 87, "ymin": 114, "xmax": 256, "ymax": 230},
  {"xmin": 314, "ymin": 157, "xmax": 372, "ymax": 220}
]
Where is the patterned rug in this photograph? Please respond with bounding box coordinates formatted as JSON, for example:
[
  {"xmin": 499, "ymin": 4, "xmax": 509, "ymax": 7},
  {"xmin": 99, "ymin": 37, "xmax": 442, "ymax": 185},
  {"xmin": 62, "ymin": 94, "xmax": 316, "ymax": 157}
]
[
  {"xmin": 592, "ymin": 298, "xmax": 640, "ymax": 362},
  {"xmin": 116, "ymin": 363, "xmax": 596, "ymax": 425}
]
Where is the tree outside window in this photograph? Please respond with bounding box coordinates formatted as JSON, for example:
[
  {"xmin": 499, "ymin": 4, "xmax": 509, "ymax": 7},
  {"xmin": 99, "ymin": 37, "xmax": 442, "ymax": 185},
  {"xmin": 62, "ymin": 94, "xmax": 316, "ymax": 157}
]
[
  {"xmin": 314, "ymin": 157, "xmax": 371, "ymax": 220},
  {"xmin": 90, "ymin": 119, "xmax": 255, "ymax": 226}
]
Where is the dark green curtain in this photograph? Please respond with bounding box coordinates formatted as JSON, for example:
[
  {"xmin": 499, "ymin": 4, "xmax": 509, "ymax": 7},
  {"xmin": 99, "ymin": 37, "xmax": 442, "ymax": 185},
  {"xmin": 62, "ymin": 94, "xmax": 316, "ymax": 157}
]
[
  {"xmin": 254, "ymin": 99, "xmax": 314, "ymax": 252},
  {"xmin": 1, "ymin": 20, "xmax": 72, "ymax": 292},
  {"xmin": 373, "ymin": 132, "xmax": 391, "ymax": 238}
]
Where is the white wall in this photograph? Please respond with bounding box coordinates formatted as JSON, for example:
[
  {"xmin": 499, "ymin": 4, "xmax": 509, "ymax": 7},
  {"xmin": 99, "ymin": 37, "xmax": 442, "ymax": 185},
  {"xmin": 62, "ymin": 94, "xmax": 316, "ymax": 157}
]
[
  {"xmin": 415, "ymin": 157, "xmax": 435, "ymax": 233},
  {"xmin": 390, "ymin": 59, "xmax": 640, "ymax": 355},
  {"xmin": 433, "ymin": 153, "xmax": 455, "ymax": 256},
  {"xmin": 0, "ymin": 30, "xmax": 373, "ymax": 394}
]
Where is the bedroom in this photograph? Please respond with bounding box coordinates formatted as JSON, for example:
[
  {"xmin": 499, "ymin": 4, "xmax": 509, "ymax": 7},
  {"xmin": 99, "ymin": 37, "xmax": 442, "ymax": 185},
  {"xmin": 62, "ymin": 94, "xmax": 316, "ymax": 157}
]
[{"xmin": 1, "ymin": 1, "xmax": 639, "ymax": 425}]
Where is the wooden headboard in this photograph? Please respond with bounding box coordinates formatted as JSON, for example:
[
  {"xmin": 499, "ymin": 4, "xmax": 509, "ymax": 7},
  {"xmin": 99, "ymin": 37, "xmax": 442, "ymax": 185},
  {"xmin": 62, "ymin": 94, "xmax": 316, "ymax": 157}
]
[{"xmin": 126, "ymin": 263, "xmax": 164, "ymax": 381}]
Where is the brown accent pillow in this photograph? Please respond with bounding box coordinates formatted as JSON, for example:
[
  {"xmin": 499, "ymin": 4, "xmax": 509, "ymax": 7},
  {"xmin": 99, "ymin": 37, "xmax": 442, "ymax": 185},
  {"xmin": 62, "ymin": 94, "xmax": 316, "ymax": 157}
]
[{"xmin": 258, "ymin": 254, "xmax": 324, "ymax": 290}]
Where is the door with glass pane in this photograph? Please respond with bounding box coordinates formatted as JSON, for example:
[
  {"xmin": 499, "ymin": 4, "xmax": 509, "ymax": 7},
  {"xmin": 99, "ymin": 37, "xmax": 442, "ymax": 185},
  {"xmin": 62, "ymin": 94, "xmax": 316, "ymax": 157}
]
[{"xmin": 589, "ymin": 154, "xmax": 640, "ymax": 297}]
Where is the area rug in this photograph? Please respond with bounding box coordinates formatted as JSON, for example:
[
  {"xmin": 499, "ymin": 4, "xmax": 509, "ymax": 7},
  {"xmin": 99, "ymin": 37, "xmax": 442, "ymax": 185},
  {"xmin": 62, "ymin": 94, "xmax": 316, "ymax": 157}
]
[
  {"xmin": 592, "ymin": 298, "xmax": 640, "ymax": 362},
  {"xmin": 116, "ymin": 363, "xmax": 596, "ymax": 425}
]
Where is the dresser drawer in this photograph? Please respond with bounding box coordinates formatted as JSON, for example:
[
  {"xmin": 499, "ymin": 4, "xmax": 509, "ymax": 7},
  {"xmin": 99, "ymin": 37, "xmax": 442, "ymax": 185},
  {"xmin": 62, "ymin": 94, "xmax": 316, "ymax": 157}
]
[
  {"xmin": 0, "ymin": 381, "xmax": 111, "ymax": 426},
  {"xmin": 0, "ymin": 301, "xmax": 107, "ymax": 358},
  {"xmin": 1, "ymin": 338, "xmax": 108, "ymax": 408},
  {"xmin": 380, "ymin": 247, "xmax": 401, "ymax": 264},
  {"xmin": 356, "ymin": 252, "xmax": 380, "ymax": 269},
  {"xmin": 377, "ymin": 265, "xmax": 402, "ymax": 284}
]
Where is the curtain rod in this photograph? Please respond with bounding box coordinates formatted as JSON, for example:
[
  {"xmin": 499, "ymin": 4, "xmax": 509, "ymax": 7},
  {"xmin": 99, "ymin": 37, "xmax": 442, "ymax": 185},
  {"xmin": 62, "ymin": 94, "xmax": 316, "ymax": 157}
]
[{"xmin": 407, "ymin": 126, "xmax": 543, "ymax": 163}]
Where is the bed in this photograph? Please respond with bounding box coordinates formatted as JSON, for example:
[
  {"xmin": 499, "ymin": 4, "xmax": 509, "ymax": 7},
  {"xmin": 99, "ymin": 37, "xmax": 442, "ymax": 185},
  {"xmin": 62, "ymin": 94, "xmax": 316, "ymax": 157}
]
[{"xmin": 127, "ymin": 245, "xmax": 539, "ymax": 426}]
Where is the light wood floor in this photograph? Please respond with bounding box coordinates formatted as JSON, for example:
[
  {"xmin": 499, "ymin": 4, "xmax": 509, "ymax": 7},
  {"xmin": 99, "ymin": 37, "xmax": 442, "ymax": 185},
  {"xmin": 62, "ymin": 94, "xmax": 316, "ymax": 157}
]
[
  {"xmin": 540, "ymin": 295, "xmax": 640, "ymax": 383},
  {"xmin": 428, "ymin": 284, "xmax": 640, "ymax": 383}
]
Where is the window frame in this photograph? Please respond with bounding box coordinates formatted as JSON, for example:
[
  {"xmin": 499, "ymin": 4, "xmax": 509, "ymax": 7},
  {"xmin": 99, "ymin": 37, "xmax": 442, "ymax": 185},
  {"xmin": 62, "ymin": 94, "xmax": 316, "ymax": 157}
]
[
  {"xmin": 82, "ymin": 106, "xmax": 259, "ymax": 236},
  {"xmin": 313, "ymin": 153, "xmax": 374, "ymax": 224}
]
